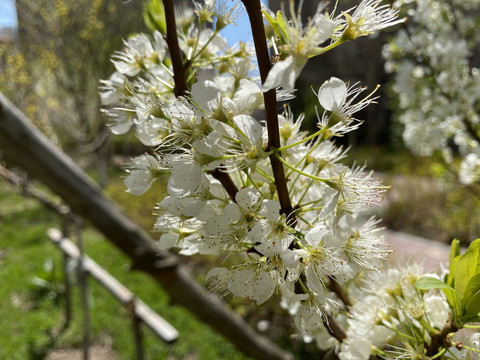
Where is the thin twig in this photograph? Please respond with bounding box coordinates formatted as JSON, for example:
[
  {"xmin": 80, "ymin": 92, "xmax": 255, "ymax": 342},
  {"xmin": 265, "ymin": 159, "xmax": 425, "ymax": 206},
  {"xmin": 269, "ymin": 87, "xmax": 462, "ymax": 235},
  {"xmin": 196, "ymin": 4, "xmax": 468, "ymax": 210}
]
[
  {"xmin": 426, "ymin": 319, "xmax": 458, "ymax": 356},
  {"xmin": 241, "ymin": 0, "xmax": 347, "ymax": 343},
  {"xmin": 161, "ymin": 0, "xmax": 238, "ymax": 201},
  {"xmin": 324, "ymin": 311, "xmax": 347, "ymax": 342},
  {"xmin": 208, "ymin": 168, "xmax": 239, "ymax": 200},
  {"xmin": 240, "ymin": 0, "xmax": 294, "ymax": 221},
  {"xmin": 162, "ymin": 0, "xmax": 189, "ymax": 97},
  {"xmin": 328, "ymin": 276, "xmax": 352, "ymax": 309}
]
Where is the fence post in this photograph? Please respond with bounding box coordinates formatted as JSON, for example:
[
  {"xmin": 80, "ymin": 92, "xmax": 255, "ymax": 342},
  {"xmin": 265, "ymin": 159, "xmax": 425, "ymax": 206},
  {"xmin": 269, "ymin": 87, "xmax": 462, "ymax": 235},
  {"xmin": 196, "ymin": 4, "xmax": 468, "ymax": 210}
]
[
  {"xmin": 127, "ymin": 297, "xmax": 145, "ymax": 360},
  {"xmin": 73, "ymin": 218, "xmax": 90, "ymax": 360},
  {"xmin": 60, "ymin": 207, "xmax": 73, "ymax": 329}
]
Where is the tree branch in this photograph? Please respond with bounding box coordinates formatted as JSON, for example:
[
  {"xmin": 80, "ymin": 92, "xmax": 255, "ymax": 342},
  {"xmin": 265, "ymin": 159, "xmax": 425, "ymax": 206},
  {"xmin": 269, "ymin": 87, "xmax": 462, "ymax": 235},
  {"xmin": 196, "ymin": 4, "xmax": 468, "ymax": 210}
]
[
  {"xmin": 162, "ymin": 0, "xmax": 239, "ymax": 202},
  {"xmin": 241, "ymin": 0, "xmax": 348, "ymax": 343},
  {"xmin": 240, "ymin": 0, "xmax": 294, "ymax": 220},
  {"xmin": 162, "ymin": 0, "xmax": 189, "ymax": 97},
  {"xmin": 426, "ymin": 319, "xmax": 458, "ymax": 356},
  {"xmin": 208, "ymin": 168, "xmax": 239, "ymax": 200},
  {"xmin": 324, "ymin": 311, "xmax": 347, "ymax": 342},
  {"xmin": 328, "ymin": 276, "xmax": 352, "ymax": 308},
  {"xmin": 0, "ymin": 92, "xmax": 293, "ymax": 360}
]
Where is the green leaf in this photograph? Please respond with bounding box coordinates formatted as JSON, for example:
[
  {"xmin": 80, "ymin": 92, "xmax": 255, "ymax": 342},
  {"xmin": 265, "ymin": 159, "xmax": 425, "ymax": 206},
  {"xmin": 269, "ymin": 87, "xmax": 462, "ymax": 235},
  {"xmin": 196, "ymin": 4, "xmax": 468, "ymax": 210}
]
[
  {"xmin": 414, "ymin": 276, "xmax": 455, "ymax": 291},
  {"xmin": 447, "ymin": 239, "xmax": 460, "ymax": 287},
  {"xmin": 143, "ymin": 0, "xmax": 166, "ymax": 35},
  {"xmin": 275, "ymin": 11, "xmax": 290, "ymax": 43},
  {"xmin": 454, "ymin": 239, "xmax": 480, "ymax": 304},
  {"xmin": 460, "ymin": 273, "xmax": 480, "ymax": 323},
  {"xmin": 415, "ymin": 276, "xmax": 458, "ymax": 312}
]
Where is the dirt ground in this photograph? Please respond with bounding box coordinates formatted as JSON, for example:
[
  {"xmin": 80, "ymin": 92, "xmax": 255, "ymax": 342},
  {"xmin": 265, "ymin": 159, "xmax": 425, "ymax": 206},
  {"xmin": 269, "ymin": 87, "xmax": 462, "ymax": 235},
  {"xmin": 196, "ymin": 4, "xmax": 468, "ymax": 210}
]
[{"xmin": 45, "ymin": 345, "xmax": 118, "ymax": 360}]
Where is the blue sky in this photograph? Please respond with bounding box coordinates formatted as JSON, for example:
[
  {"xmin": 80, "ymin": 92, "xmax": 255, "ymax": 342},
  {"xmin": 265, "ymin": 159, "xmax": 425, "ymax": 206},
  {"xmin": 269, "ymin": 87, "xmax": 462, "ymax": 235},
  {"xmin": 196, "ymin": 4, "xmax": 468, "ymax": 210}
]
[
  {"xmin": 221, "ymin": 0, "xmax": 269, "ymax": 45},
  {"xmin": 0, "ymin": 0, "xmax": 17, "ymax": 29}
]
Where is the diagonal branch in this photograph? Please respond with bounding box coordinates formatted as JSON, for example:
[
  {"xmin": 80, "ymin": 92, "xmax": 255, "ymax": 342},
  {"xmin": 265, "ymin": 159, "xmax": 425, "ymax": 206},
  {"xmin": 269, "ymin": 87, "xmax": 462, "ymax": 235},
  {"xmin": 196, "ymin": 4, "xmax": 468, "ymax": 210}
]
[
  {"xmin": 0, "ymin": 92, "xmax": 293, "ymax": 360},
  {"xmin": 240, "ymin": 0, "xmax": 294, "ymax": 220}
]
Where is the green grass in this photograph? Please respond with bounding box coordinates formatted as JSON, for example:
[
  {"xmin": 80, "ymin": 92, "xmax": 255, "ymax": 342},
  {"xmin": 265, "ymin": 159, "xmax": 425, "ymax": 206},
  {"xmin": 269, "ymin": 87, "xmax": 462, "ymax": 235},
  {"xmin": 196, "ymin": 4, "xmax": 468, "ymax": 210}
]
[{"xmin": 0, "ymin": 180, "xmax": 251, "ymax": 360}]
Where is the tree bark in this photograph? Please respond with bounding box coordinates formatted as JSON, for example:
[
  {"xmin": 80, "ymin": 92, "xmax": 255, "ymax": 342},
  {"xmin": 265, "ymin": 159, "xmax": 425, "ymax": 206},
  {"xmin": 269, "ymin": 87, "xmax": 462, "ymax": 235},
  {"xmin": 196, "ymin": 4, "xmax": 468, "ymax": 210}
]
[{"xmin": 0, "ymin": 92, "xmax": 293, "ymax": 360}]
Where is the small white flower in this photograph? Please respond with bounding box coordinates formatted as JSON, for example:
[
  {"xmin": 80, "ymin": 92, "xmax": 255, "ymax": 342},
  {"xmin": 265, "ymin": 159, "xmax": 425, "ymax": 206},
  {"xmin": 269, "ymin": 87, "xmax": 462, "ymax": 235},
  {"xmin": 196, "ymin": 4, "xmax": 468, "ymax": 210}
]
[
  {"xmin": 263, "ymin": 3, "xmax": 335, "ymax": 91},
  {"xmin": 317, "ymin": 77, "xmax": 378, "ymax": 135},
  {"xmin": 338, "ymin": 0, "xmax": 405, "ymax": 41},
  {"xmin": 124, "ymin": 154, "xmax": 163, "ymax": 196},
  {"xmin": 424, "ymin": 291, "xmax": 449, "ymax": 330}
]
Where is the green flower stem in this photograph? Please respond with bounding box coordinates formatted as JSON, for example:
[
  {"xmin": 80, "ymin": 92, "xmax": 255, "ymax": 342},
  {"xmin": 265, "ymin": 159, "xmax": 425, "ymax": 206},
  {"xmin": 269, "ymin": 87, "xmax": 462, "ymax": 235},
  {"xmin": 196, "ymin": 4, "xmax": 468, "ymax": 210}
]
[
  {"xmin": 273, "ymin": 151, "xmax": 329, "ymax": 184},
  {"xmin": 371, "ymin": 345, "xmax": 388, "ymax": 357},
  {"xmin": 460, "ymin": 345, "xmax": 480, "ymax": 353},
  {"xmin": 464, "ymin": 324, "xmax": 480, "ymax": 329},
  {"xmin": 431, "ymin": 347, "xmax": 447, "ymax": 359},
  {"xmin": 255, "ymin": 167, "xmax": 275, "ymax": 183},
  {"xmin": 278, "ymin": 128, "xmax": 327, "ymax": 151},
  {"xmin": 420, "ymin": 317, "xmax": 440, "ymax": 335},
  {"xmin": 382, "ymin": 323, "xmax": 417, "ymax": 342},
  {"xmin": 310, "ymin": 38, "xmax": 346, "ymax": 57},
  {"xmin": 297, "ymin": 277, "xmax": 310, "ymax": 295},
  {"xmin": 191, "ymin": 29, "xmax": 220, "ymax": 62},
  {"xmin": 286, "ymin": 135, "xmax": 324, "ymax": 196}
]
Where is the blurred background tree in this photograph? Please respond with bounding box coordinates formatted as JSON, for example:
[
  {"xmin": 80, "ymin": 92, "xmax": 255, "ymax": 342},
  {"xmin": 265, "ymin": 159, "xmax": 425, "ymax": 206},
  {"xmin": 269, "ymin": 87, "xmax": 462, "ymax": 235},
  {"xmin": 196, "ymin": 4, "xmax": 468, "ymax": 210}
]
[{"xmin": 0, "ymin": 0, "xmax": 146, "ymax": 168}]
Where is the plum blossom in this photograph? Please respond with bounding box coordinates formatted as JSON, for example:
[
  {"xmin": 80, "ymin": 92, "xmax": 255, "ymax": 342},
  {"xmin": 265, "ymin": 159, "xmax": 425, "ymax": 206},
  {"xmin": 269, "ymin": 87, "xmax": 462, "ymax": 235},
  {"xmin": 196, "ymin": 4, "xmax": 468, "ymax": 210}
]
[
  {"xmin": 124, "ymin": 154, "xmax": 164, "ymax": 196},
  {"xmin": 99, "ymin": 1, "xmax": 459, "ymax": 358},
  {"xmin": 262, "ymin": 3, "xmax": 335, "ymax": 91}
]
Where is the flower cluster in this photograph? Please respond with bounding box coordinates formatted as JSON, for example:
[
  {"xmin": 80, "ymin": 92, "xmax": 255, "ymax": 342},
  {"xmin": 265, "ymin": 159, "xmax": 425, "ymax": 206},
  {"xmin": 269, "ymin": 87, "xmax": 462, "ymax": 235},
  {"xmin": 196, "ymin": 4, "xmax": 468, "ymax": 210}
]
[
  {"xmin": 101, "ymin": 0, "xmax": 480, "ymax": 359},
  {"xmin": 383, "ymin": 0, "xmax": 480, "ymax": 185}
]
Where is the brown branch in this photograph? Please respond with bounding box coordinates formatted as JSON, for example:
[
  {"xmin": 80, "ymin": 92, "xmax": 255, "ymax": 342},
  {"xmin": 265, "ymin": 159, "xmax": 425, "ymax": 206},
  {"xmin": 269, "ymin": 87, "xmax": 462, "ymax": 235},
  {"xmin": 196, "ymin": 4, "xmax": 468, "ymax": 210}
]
[
  {"xmin": 240, "ymin": 0, "xmax": 294, "ymax": 221},
  {"xmin": 0, "ymin": 92, "xmax": 294, "ymax": 360},
  {"xmin": 162, "ymin": 0, "xmax": 239, "ymax": 202},
  {"xmin": 162, "ymin": 0, "xmax": 189, "ymax": 97},
  {"xmin": 426, "ymin": 319, "xmax": 458, "ymax": 356},
  {"xmin": 328, "ymin": 276, "xmax": 352, "ymax": 308},
  {"xmin": 324, "ymin": 311, "xmax": 347, "ymax": 342},
  {"xmin": 241, "ymin": 0, "xmax": 348, "ymax": 343},
  {"xmin": 208, "ymin": 168, "xmax": 239, "ymax": 200}
]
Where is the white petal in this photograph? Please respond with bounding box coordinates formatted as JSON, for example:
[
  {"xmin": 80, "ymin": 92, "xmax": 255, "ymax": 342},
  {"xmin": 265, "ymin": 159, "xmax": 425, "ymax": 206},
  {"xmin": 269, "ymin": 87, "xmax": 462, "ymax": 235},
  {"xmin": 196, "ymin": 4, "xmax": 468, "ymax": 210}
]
[
  {"xmin": 124, "ymin": 171, "xmax": 152, "ymax": 196},
  {"xmin": 250, "ymin": 271, "xmax": 276, "ymax": 304},
  {"xmin": 191, "ymin": 80, "xmax": 221, "ymax": 110},
  {"xmin": 260, "ymin": 200, "xmax": 281, "ymax": 221},
  {"xmin": 235, "ymin": 188, "xmax": 261, "ymax": 211},
  {"xmin": 167, "ymin": 163, "xmax": 202, "ymax": 197},
  {"xmin": 262, "ymin": 56, "xmax": 299, "ymax": 92},
  {"xmin": 318, "ymin": 77, "xmax": 347, "ymax": 112},
  {"xmin": 204, "ymin": 215, "xmax": 231, "ymax": 236},
  {"xmin": 224, "ymin": 203, "xmax": 242, "ymax": 222},
  {"xmin": 108, "ymin": 112, "xmax": 133, "ymax": 135},
  {"xmin": 233, "ymin": 79, "xmax": 263, "ymax": 112},
  {"xmin": 158, "ymin": 233, "xmax": 178, "ymax": 250},
  {"xmin": 230, "ymin": 269, "xmax": 254, "ymax": 297},
  {"xmin": 135, "ymin": 120, "xmax": 166, "ymax": 146},
  {"xmin": 313, "ymin": 15, "xmax": 335, "ymax": 44},
  {"xmin": 233, "ymin": 114, "xmax": 263, "ymax": 148}
]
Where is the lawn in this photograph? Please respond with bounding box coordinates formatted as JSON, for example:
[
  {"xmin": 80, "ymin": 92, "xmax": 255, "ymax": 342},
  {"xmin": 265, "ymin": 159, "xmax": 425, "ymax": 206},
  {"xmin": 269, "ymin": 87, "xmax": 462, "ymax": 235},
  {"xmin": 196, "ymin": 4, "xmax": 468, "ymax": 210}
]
[{"xmin": 0, "ymin": 179, "xmax": 251, "ymax": 360}]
